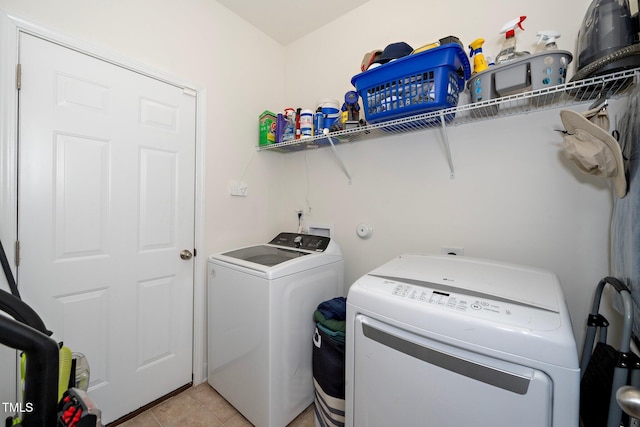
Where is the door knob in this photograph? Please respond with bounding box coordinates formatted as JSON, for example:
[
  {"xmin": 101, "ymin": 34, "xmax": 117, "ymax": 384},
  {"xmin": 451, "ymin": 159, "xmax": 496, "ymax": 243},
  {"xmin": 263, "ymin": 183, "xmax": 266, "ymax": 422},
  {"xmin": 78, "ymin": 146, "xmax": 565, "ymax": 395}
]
[{"xmin": 180, "ymin": 249, "xmax": 193, "ymax": 260}]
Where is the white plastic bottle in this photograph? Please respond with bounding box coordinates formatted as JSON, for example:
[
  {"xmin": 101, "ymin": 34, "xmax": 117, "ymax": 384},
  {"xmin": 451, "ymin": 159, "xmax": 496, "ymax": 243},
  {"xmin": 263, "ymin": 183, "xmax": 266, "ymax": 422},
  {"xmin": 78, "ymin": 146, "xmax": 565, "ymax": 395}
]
[
  {"xmin": 536, "ymin": 31, "xmax": 561, "ymax": 52},
  {"xmin": 496, "ymin": 16, "xmax": 527, "ymax": 64}
]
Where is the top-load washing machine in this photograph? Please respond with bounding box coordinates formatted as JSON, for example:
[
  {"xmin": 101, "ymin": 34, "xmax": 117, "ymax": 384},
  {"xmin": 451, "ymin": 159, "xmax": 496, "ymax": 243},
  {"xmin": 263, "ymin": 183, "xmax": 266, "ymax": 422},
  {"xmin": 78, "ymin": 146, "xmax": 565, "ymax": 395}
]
[
  {"xmin": 208, "ymin": 232, "xmax": 343, "ymax": 427},
  {"xmin": 345, "ymin": 253, "xmax": 580, "ymax": 427}
]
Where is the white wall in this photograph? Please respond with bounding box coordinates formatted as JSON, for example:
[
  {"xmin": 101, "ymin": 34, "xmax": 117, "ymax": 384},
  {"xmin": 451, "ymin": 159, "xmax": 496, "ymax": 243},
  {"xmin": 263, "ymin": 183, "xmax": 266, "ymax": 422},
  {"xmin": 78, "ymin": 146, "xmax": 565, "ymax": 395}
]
[{"xmin": 275, "ymin": 0, "xmax": 613, "ymax": 351}]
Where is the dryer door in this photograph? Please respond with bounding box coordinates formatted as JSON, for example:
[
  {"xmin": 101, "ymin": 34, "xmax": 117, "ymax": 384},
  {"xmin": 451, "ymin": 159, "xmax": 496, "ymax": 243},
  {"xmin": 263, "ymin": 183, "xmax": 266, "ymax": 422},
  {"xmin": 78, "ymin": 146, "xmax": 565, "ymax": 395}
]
[{"xmin": 352, "ymin": 315, "xmax": 552, "ymax": 427}]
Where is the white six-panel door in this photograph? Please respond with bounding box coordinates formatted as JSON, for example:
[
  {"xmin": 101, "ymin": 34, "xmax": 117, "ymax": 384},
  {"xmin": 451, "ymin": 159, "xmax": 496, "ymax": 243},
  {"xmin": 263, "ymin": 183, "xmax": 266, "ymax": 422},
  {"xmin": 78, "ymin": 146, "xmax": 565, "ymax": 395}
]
[{"xmin": 17, "ymin": 32, "xmax": 196, "ymax": 423}]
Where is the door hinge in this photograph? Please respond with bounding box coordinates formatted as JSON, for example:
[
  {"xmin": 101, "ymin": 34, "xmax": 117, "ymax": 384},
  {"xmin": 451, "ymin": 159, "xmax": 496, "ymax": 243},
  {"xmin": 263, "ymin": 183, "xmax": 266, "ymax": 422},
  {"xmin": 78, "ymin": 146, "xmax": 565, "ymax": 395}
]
[
  {"xmin": 16, "ymin": 64, "xmax": 21, "ymax": 90},
  {"xmin": 14, "ymin": 240, "xmax": 20, "ymax": 267}
]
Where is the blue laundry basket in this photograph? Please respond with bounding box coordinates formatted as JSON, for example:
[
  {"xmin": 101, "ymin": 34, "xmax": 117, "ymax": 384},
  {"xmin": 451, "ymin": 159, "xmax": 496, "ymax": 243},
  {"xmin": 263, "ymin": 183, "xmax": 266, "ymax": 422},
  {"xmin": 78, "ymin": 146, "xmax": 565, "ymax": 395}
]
[{"xmin": 351, "ymin": 43, "xmax": 471, "ymax": 124}]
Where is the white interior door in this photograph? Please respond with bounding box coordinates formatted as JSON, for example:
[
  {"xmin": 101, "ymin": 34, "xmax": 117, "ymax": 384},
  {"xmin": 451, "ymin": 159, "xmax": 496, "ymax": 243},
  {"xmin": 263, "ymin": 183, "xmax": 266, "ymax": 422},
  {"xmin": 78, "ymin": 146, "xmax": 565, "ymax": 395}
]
[{"xmin": 17, "ymin": 32, "xmax": 196, "ymax": 423}]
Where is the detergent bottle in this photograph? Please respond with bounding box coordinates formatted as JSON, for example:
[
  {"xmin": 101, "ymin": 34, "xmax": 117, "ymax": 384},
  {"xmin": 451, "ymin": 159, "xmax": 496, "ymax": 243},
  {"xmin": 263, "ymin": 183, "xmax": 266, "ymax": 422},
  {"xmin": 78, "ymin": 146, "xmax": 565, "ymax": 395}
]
[
  {"xmin": 496, "ymin": 16, "xmax": 527, "ymax": 64},
  {"xmin": 468, "ymin": 38, "xmax": 489, "ymax": 74},
  {"xmin": 536, "ymin": 31, "xmax": 561, "ymax": 51}
]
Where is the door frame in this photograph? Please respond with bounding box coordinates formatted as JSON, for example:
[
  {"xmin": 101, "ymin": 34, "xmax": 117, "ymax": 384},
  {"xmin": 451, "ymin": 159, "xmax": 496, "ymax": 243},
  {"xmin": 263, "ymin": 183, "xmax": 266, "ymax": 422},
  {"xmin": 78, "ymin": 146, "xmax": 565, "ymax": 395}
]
[{"xmin": 0, "ymin": 10, "xmax": 208, "ymax": 385}]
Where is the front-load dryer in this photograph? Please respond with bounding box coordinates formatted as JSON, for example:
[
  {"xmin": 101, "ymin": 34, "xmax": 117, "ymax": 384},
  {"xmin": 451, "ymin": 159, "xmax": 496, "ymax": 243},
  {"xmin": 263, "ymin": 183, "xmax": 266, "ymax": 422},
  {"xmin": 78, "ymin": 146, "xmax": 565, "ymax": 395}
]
[
  {"xmin": 208, "ymin": 232, "xmax": 344, "ymax": 427},
  {"xmin": 345, "ymin": 253, "xmax": 580, "ymax": 427}
]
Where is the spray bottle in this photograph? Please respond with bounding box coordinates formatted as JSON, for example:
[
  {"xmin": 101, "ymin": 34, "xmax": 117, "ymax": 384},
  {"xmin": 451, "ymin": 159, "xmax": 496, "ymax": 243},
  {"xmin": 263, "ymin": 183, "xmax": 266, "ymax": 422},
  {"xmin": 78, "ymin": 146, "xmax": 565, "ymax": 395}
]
[
  {"xmin": 496, "ymin": 16, "xmax": 527, "ymax": 64},
  {"xmin": 536, "ymin": 31, "xmax": 561, "ymax": 51},
  {"xmin": 468, "ymin": 38, "xmax": 489, "ymax": 74},
  {"xmin": 282, "ymin": 108, "xmax": 296, "ymax": 142}
]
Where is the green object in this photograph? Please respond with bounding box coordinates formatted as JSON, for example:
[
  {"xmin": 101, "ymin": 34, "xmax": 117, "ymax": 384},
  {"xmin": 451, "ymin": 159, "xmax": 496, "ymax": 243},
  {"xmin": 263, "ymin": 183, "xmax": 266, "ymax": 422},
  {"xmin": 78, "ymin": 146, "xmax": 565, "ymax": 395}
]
[
  {"xmin": 58, "ymin": 346, "xmax": 72, "ymax": 401},
  {"xmin": 20, "ymin": 353, "xmax": 25, "ymax": 395},
  {"xmin": 259, "ymin": 110, "xmax": 277, "ymax": 146},
  {"xmin": 316, "ymin": 322, "xmax": 345, "ymax": 343},
  {"xmin": 313, "ymin": 310, "xmax": 346, "ymax": 333}
]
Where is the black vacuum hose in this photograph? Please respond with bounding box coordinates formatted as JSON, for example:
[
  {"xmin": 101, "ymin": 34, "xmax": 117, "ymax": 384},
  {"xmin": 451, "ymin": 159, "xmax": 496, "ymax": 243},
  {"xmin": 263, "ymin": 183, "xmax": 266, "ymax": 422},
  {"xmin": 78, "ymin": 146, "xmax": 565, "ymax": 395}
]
[
  {"xmin": 0, "ymin": 288, "xmax": 50, "ymax": 335},
  {"xmin": 570, "ymin": 43, "xmax": 640, "ymax": 82}
]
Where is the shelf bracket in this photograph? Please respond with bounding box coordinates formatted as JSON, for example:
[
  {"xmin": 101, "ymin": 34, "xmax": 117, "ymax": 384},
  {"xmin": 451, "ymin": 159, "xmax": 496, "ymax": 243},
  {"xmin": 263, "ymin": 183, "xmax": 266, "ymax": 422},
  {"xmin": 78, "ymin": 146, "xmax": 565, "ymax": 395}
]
[
  {"xmin": 326, "ymin": 136, "xmax": 352, "ymax": 184},
  {"xmin": 439, "ymin": 111, "xmax": 455, "ymax": 179}
]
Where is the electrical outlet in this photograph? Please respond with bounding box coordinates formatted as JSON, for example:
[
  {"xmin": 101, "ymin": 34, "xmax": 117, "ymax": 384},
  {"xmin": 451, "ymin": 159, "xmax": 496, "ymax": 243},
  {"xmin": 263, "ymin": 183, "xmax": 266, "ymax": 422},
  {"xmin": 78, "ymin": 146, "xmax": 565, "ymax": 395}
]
[
  {"xmin": 441, "ymin": 246, "xmax": 464, "ymax": 256},
  {"xmin": 229, "ymin": 181, "xmax": 248, "ymax": 197}
]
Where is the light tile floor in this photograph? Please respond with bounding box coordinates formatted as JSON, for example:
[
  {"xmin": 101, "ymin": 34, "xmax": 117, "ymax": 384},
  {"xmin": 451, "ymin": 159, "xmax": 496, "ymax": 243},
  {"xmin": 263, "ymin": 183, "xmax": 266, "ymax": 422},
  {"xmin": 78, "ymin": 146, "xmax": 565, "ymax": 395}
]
[{"xmin": 117, "ymin": 383, "xmax": 315, "ymax": 427}]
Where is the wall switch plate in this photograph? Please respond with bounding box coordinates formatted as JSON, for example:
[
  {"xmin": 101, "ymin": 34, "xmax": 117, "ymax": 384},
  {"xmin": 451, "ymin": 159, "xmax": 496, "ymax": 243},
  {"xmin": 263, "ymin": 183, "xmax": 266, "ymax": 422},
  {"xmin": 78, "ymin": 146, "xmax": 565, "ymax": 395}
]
[{"xmin": 229, "ymin": 180, "xmax": 248, "ymax": 197}]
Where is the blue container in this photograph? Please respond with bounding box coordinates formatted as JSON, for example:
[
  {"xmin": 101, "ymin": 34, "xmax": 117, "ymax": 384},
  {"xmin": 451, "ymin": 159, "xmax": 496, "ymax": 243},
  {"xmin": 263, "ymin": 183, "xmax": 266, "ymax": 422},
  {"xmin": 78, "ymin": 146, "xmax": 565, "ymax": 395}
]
[
  {"xmin": 322, "ymin": 106, "xmax": 340, "ymax": 129},
  {"xmin": 313, "ymin": 112, "xmax": 325, "ymax": 136},
  {"xmin": 275, "ymin": 113, "xmax": 287, "ymax": 143},
  {"xmin": 351, "ymin": 43, "xmax": 471, "ymax": 124}
]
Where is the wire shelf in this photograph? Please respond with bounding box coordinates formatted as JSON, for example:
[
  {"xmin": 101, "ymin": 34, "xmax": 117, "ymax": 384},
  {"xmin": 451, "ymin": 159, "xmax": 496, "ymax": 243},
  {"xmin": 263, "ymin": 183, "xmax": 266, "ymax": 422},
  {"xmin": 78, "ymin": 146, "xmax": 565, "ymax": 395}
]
[{"xmin": 257, "ymin": 67, "xmax": 640, "ymax": 153}]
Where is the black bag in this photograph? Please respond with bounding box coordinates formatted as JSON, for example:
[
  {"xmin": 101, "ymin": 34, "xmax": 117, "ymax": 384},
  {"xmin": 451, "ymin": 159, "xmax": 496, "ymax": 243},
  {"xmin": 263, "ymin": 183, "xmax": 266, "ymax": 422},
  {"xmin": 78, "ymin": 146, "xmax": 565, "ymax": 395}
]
[
  {"xmin": 313, "ymin": 326, "xmax": 345, "ymax": 427},
  {"xmin": 580, "ymin": 342, "xmax": 621, "ymax": 427}
]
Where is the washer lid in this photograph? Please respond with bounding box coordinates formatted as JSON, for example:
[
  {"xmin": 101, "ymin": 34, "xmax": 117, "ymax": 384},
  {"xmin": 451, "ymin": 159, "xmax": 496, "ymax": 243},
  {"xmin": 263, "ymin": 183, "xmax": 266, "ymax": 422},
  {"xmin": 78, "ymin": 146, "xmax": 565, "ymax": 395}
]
[
  {"xmin": 221, "ymin": 245, "xmax": 310, "ymax": 267},
  {"xmin": 217, "ymin": 232, "xmax": 333, "ymax": 267},
  {"xmin": 209, "ymin": 232, "xmax": 342, "ymax": 279}
]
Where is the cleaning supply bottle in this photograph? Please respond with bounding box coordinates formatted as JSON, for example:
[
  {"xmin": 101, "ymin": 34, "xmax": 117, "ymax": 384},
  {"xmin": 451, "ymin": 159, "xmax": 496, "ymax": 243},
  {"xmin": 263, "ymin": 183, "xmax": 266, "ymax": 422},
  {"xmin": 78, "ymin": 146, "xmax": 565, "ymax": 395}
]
[
  {"xmin": 468, "ymin": 38, "xmax": 489, "ymax": 74},
  {"xmin": 275, "ymin": 112, "xmax": 286, "ymax": 143},
  {"xmin": 294, "ymin": 108, "xmax": 301, "ymax": 140},
  {"xmin": 282, "ymin": 108, "xmax": 296, "ymax": 142},
  {"xmin": 536, "ymin": 31, "xmax": 561, "ymax": 51},
  {"xmin": 496, "ymin": 16, "xmax": 527, "ymax": 64}
]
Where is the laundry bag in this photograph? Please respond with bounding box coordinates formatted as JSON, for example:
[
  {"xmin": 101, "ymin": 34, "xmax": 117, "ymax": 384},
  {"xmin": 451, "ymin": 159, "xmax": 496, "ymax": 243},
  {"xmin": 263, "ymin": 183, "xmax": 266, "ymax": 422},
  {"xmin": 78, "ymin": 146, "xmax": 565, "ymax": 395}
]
[
  {"xmin": 313, "ymin": 324, "xmax": 345, "ymax": 427},
  {"xmin": 580, "ymin": 342, "xmax": 618, "ymax": 427}
]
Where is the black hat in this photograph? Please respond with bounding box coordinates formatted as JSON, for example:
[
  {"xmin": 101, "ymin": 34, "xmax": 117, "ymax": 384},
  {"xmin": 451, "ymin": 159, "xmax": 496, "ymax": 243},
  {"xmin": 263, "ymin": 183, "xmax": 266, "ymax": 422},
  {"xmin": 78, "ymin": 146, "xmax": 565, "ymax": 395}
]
[{"xmin": 374, "ymin": 42, "xmax": 414, "ymax": 64}]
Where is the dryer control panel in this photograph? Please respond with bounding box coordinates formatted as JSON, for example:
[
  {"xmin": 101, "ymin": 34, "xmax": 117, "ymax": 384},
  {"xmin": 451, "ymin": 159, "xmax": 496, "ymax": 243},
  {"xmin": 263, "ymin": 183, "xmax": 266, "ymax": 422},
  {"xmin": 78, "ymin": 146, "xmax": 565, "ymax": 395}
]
[
  {"xmin": 392, "ymin": 283, "xmax": 503, "ymax": 314},
  {"xmin": 366, "ymin": 275, "xmax": 561, "ymax": 331}
]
